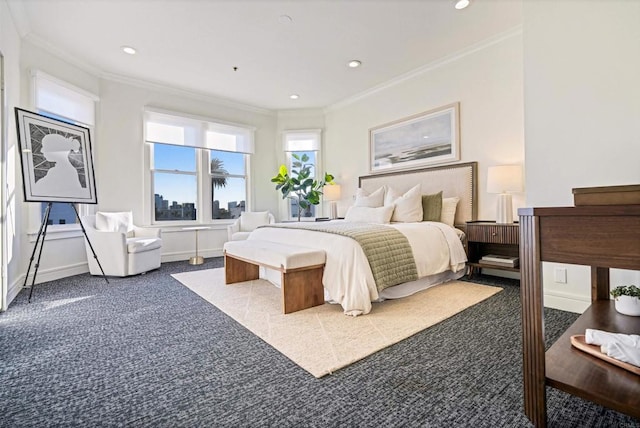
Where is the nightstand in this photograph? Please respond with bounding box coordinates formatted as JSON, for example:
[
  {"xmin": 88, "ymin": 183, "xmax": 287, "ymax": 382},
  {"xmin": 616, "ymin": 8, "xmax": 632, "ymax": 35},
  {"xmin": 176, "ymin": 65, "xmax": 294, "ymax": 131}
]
[
  {"xmin": 466, "ymin": 221, "xmax": 520, "ymax": 278},
  {"xmin": 315, "ymin": 217, "xmax": 344, "ymax": 222}
]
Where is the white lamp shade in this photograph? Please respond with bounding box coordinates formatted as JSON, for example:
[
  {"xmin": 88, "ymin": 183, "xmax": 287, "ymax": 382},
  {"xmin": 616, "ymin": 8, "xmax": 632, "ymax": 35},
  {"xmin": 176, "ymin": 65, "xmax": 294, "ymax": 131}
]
[
  {"xmin": 487, "ymin": 165, "xmax": 523, "ymax": 194},
  {"xmin": 324, "ymin": 184, "xmax": 341, "ymax": 201}
]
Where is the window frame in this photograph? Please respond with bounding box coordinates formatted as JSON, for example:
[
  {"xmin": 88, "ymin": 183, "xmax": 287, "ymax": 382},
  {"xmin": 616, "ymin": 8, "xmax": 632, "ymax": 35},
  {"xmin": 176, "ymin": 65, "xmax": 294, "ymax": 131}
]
[
  {"xmin": 282, "ymin": 129, "xmax": 323, "ymax": 221},
  {"xmin": 209, "ymin": 149, "xmax": 248, "ymax": 221},
  {"xmin": 150, "ymin": 143, "xmax": 199, "ymax": 223},
  {"xmin": 28, "ymin": 70, "xmax": 98, "ymax": 237},
  {"xmin": 146, "ymin": 144, "xmax": 251, "ymax": 226}
]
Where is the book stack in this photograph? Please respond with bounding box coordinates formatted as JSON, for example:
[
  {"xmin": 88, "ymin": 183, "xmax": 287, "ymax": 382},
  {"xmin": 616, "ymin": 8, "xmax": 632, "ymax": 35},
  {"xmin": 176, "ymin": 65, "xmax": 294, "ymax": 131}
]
[{"xmin": 480, "ymin": 254, "xmax": 519, "ymax": 268}]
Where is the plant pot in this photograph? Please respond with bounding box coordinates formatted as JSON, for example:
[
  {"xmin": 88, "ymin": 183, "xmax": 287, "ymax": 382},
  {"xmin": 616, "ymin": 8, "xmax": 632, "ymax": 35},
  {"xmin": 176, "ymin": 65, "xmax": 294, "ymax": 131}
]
[{"xmin": 614, "ymin": 295, "xmax": 640, "ymax": 316}]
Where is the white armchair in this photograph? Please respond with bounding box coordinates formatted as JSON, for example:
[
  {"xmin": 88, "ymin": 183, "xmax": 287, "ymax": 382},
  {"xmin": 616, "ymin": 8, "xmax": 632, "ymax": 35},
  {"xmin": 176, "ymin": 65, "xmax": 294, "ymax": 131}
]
[
  {"xmin": 81, "ymin": 212, "xmax": 162, "ymax": 277},
  {"xmin": 227, "ymin": 211, "xmax": 276, "ymax": 241}
]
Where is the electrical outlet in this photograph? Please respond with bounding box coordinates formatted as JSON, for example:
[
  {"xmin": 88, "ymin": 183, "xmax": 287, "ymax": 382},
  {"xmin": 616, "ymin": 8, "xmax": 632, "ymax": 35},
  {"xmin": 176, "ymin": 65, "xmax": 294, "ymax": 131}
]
[{"xmin": 554, "ymin": 267, "xmax": 567, "ymax": 284}]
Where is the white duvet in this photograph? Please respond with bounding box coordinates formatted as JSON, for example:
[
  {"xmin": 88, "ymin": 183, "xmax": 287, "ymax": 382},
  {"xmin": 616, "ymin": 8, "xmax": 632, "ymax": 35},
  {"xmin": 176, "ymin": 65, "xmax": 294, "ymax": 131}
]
[{"xmin": 248, "ymin": 221, "xmax": 467, "ymax": 316}]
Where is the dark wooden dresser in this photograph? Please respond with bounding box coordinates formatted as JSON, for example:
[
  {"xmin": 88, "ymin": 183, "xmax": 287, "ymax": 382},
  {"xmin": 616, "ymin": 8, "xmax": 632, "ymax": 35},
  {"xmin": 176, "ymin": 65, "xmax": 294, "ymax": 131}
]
[{"xmin": 519, "ymin": 204, "xmax": 640, "ymax": 427}]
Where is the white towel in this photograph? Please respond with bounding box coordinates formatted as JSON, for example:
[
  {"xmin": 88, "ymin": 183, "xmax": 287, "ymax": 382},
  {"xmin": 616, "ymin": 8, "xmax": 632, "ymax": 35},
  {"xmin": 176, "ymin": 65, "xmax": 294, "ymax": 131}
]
[
  {"xmin": 585, "ymin": 328, "xmax": 640, "ymax": 368},
  {"xmin": 602, "ymin": 342, "xmax": 640, "ymax": 367}
]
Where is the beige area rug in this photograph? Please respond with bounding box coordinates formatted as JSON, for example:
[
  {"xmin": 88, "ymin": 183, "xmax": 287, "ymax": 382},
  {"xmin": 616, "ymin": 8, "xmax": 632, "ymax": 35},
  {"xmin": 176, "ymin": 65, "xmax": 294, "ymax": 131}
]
[{"xmin": 172, "ymin": 268, "xmax": 502, "ymax": 378}]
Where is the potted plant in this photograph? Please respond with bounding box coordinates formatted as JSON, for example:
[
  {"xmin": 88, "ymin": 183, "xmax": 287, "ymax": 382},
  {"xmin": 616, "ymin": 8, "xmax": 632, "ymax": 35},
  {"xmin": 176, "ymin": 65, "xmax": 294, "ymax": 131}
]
[
  {"xmin": 271, "ymin": 153, "xmax": 335, "ymax": 221},
  {"xmin": 610, "ymin": 285, "xmax": 640, "ymax": 316}
]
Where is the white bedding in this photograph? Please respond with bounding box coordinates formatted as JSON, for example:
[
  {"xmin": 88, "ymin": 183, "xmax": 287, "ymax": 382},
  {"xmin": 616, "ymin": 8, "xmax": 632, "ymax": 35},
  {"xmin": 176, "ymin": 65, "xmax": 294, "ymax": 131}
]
[{"xmin": 248, "ymin": 220, "xmax": 467, "ymax": 316}]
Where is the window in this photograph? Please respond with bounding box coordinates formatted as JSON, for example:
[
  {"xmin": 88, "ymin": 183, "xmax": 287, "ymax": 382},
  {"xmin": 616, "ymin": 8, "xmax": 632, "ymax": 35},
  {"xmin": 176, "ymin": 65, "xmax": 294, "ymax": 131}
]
[
  {"xmin": 283, "ymin": 130, "xmax": 321, "ymax": 220},
  {"xmin": 210, "ymin": 150, "xmax": 246, "ymax": 220},
  {"xmin": 145, "ymin": 109, "xmax": 254, "ymax": 223},
  {"xmin": 152, "ymin": 145, "xmax": 197, "ymax": 221},
  {"xmin": 32, "ymin": 71, "xmax": 98, "ymax": 228}
]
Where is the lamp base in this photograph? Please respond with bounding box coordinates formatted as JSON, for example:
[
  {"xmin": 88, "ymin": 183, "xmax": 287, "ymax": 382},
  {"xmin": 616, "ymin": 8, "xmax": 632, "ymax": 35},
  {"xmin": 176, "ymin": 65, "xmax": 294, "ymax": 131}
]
[
  {"xmin": 495, "ymin": 193, "xmax": 513, "ymax": 224},
  {"xmin": 329, "ymin": 201, "xmax": 338, "ymax": 220}
]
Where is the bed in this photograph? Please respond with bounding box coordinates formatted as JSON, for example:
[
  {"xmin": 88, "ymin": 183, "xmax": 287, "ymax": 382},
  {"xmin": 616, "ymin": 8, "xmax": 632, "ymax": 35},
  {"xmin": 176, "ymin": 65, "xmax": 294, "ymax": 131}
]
[{"xmin": 250, "ymin": 162, "xmax": 478, "ymax": 316}]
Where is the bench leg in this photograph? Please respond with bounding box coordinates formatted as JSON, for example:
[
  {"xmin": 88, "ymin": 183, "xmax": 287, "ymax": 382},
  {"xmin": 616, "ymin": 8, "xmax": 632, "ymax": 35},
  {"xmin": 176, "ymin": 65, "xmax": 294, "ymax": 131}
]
[
  {"xmin": 281, "ymin": 266, "xmax": 325, "ymax": 314},
  {"xmin": 225, "ymin": 254, "xmax": 259, "ymax": 284}
]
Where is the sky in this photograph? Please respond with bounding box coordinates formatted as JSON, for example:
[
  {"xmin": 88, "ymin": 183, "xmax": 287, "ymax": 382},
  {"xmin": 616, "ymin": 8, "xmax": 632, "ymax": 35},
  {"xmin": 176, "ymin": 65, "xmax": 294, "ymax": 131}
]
[{"xmin": 154, "ymin": 145, "xmax": 245, "ymax": 207}]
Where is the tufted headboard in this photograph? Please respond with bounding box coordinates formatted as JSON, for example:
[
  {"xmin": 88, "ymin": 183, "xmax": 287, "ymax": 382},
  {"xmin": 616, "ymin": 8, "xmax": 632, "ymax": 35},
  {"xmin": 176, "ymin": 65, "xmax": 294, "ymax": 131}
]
[{"xmin": 358, "ymin": 161, "xmax": 478, "ymax": 228}]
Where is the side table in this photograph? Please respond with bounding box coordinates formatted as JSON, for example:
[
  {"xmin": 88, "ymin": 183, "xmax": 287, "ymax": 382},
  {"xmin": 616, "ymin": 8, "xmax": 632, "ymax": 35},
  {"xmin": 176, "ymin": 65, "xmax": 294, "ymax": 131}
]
[
  {"xmin": 182, "ymin": 226, "xmax": 211, "ymax": 265},
  {"xmin": 466, "ymin": 221, "xmax": 519, "ymax": 278}
]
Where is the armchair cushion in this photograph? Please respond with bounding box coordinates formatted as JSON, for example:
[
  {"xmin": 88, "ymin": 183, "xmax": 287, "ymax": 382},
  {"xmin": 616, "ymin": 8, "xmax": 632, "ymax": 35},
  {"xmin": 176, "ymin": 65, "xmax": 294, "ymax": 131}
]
[
  {"xmin": 95, "ymin": 211, "xmax": 134, "ymax": 237},
  {"xmin": 239, "ymin": 211, "xmax": 270, "ymax": 232},
  {"xmin": 127, "ymin": 237, "xmax": 163, "ymax": 254},
  {"xmin": 228, "ymin": 211, "xmax": 276, "ymax": 241}
]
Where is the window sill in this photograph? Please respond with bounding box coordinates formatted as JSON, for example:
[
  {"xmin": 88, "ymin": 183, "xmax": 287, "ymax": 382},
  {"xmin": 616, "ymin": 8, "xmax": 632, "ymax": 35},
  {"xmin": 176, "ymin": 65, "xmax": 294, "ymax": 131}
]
[
  {"xmin": 28, "ymin": 224, "xmax": 84, "ymax": 242},
  {"xmin": 158, "ymin": 222, "xmax": 232, "ymax": 233}
]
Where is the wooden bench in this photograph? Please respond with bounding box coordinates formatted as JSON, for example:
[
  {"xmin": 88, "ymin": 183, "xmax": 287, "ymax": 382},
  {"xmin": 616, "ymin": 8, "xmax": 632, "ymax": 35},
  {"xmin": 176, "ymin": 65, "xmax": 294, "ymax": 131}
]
[{"xmin": 223, "ymin": 240, "xmax": 326, "ymax": 314}]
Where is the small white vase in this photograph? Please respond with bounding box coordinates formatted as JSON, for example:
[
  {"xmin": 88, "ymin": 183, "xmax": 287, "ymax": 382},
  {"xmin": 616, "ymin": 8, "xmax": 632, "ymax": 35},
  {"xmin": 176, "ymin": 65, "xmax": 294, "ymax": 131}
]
[{"xmin": 614, "ymin": 295, "xmax": 640, "ymax": 316}]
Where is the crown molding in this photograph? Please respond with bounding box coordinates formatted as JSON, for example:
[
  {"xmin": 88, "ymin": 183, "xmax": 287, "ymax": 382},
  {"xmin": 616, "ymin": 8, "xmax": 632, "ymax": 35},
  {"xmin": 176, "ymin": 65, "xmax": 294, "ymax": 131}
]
[
  {"xmin": 276, "ymin": 108, "xmax": 325, "ymax": 118},
  {"xmin": 325, "ymin": 25, "xmax": 523, "ymax": 114},
  {"xmin": 21, "ymin": 32, "xmax": 275, "ymax": 117},
  {"xmin": 23, "ymin": 32, "xmax": 104, "ymax": 77},
  {"xmin": 101, "ymin": 71, "xmax": 275, "ymax": 117},
  {"xmin": 6, "ymin": 0, "xmax": 31, "ymax": 38}
]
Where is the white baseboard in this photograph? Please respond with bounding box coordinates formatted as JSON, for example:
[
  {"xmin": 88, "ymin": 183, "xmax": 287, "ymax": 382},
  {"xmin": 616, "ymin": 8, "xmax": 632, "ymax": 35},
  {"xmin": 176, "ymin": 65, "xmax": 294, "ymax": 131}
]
[
  {"xmin": 544, "ymin": 290, "xmax": 591, "ymax": 314},
  {"xmin": 7, "ymin": 262, "xmax": 89, "ymax": 307},
  {"xmin": 161, "ymin": 248, "xmax": 223, "ymax": 263},
  {"xmin": 5, "ymin": 248, "xmax": 226, "ymax": 308},
  {"xmin": 7, "ymin": 277, "xmax": 23, "ymax": 307}
]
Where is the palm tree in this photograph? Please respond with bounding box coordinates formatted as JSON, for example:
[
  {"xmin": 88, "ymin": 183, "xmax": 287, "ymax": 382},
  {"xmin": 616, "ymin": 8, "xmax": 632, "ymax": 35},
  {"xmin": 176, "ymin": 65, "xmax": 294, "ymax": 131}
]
[
  {"xmin": 211, "ymin": 158, "xmax": 229, "ymax": 189},
  {"xmin": 211, "ymin": 157, "xmax": 230, "ymax": 218}
]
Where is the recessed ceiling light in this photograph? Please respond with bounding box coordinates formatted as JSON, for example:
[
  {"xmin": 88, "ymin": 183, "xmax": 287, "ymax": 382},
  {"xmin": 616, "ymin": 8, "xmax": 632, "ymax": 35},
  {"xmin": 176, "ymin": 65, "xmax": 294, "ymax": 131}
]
[
  {"xmin": 290, "ymin": 94, "xmax": 299, "ymax": 100},
  {"xmin": 454, "ymin": 0, "xmax": 470, "ymax": 10},
  {"xmin": 121, "ymin": 46, "xmax": 137, "ymax": 55},
  {"xmin": 348, "ymin": 60, "xmax": 362, "ymax": 68}
]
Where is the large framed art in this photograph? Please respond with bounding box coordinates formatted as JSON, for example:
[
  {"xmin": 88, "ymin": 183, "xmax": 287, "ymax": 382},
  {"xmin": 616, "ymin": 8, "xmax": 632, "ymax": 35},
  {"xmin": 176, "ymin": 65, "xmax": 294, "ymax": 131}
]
[
  {"xmin": 15, "ymin": 108, "xmax": 97, "ymax": 203},
  {"xmin": 369, "ymin": 102, "xmax": 460, "ymax": 173}
]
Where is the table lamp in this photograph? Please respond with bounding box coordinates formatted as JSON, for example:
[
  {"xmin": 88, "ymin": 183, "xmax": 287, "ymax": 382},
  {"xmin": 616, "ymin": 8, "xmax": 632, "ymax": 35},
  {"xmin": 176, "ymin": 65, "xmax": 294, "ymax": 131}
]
[
  {"xmin": 487, "ymin": 165, "xmax": 523, "ymax": 224},
  {"xmin": 323, "ymin": 184, "xmax": 341, "ymax": 219}
]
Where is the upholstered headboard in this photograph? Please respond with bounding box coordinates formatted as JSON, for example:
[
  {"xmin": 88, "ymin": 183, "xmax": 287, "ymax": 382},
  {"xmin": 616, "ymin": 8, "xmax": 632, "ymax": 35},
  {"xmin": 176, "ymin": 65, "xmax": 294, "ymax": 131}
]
[{"xmin": 358, "ymin": 161, "xmax": 478, "ymax": 227}]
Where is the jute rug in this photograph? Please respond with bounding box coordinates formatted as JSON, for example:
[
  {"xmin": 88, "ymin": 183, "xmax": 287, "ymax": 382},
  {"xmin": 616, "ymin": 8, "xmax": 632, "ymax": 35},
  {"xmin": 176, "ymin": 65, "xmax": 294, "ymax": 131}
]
[{"xmin": 172, "ymin": 268, "xmax": 502, "ymax": 378}]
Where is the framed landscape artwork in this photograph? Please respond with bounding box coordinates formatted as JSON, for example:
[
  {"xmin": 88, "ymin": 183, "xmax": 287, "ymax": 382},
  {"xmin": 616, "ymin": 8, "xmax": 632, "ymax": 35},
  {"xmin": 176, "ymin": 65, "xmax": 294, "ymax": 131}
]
[
  {"xmin": 15, "ymin": 108, "xmax": 97, "ymax": 203},
  {"xmin": 369, "ymin": 102, "xmax": 460, "ymax": 173}
]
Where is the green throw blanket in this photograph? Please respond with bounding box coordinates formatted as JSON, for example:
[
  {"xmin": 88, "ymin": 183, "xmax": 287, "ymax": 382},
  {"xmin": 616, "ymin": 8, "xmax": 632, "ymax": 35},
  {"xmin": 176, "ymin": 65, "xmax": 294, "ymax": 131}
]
[{"xmin": 260, "ymin": 222, "xmax": 418, "ymax": 292}]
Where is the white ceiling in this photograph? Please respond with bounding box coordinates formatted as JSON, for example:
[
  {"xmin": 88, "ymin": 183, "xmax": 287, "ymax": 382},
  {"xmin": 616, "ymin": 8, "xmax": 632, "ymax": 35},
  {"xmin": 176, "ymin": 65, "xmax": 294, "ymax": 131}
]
[{"xmin": 8, "ymin": 0, "xmax": 522, "ymax": 111}]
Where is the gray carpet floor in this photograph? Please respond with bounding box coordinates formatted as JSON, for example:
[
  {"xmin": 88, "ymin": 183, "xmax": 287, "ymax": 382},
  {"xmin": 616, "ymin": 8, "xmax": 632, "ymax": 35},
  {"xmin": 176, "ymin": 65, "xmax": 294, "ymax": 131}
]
[{"xmin": 1, "ymin": 258, "xmax": 638, "ymax": 428}]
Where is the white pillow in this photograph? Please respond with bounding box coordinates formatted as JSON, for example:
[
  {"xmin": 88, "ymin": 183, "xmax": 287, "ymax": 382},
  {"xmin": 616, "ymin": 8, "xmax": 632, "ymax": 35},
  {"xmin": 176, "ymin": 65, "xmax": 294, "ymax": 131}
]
[
  {"xmin": 344, "ymin": 205, "xmax": 394, "ymax": 224},
  {"xmin": 441, "ymin": 197, "xmax": 460, "ymax": 227},
  {"xmin": 354, "ymin": 186, "xmax": 385, "ymax": 208},
  {"xmin": 385, "ymin": 184, "xmax": 423, "ymax": 223},
  {"xmin": 240, "ymin": 211, "xmax": 270, "ymax": 232},
  {"xmin": 95, "ymin": 211, "xmax": 134, "ymax": 236}
]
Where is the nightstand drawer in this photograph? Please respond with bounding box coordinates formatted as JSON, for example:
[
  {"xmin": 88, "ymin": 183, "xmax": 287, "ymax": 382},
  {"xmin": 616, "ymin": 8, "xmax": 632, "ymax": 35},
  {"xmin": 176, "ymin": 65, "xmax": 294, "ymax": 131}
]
[{"xmin": 467, "ymin": 224, "xmax": 519, "ymax": 244}]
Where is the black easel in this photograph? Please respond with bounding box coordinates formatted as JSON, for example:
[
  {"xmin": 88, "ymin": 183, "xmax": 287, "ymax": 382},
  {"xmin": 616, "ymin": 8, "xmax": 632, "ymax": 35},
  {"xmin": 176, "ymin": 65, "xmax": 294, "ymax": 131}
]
[{"xmin": 22, "ymin": 202, "xmax": 109, "ymax": 302}]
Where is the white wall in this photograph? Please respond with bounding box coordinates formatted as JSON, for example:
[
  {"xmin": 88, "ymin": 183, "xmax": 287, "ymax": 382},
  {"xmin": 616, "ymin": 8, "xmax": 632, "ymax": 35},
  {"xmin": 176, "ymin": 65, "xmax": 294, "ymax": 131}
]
[
  {"xmin": 522, "ymin": 0, "xmax": 640, "ymax": 312},
  {"xmin": 274, "ymin": 109, "xmax": 326, "ymax": 220},
  {"xmin": 97, "ymin": 79, "xmax": 278, "ymax": 261},
  {"xmin": 4, "ymin": 39, "xmax": 281, "ymax": 299},
  {"xmin": 0, "ymin": 0, "xmax": 23, "ymax": 308},
  {"xmin": 324, "ymin": 29, "xmax": 525, "ymax": 221},
  {"xmin": 13, "ymin": 41, "xmax": 102, "ymax": 292}
]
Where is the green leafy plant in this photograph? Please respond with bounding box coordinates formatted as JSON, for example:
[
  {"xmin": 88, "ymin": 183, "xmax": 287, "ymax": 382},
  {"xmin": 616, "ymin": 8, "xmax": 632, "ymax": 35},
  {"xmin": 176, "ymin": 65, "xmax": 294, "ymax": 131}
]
[
  {"xmin": 610, "ymin": 285, "xmax": 640, "ymax": 299},
  {"xmin": 271, "ymin": 153, "xmax": 335, "ymax": 221}
]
